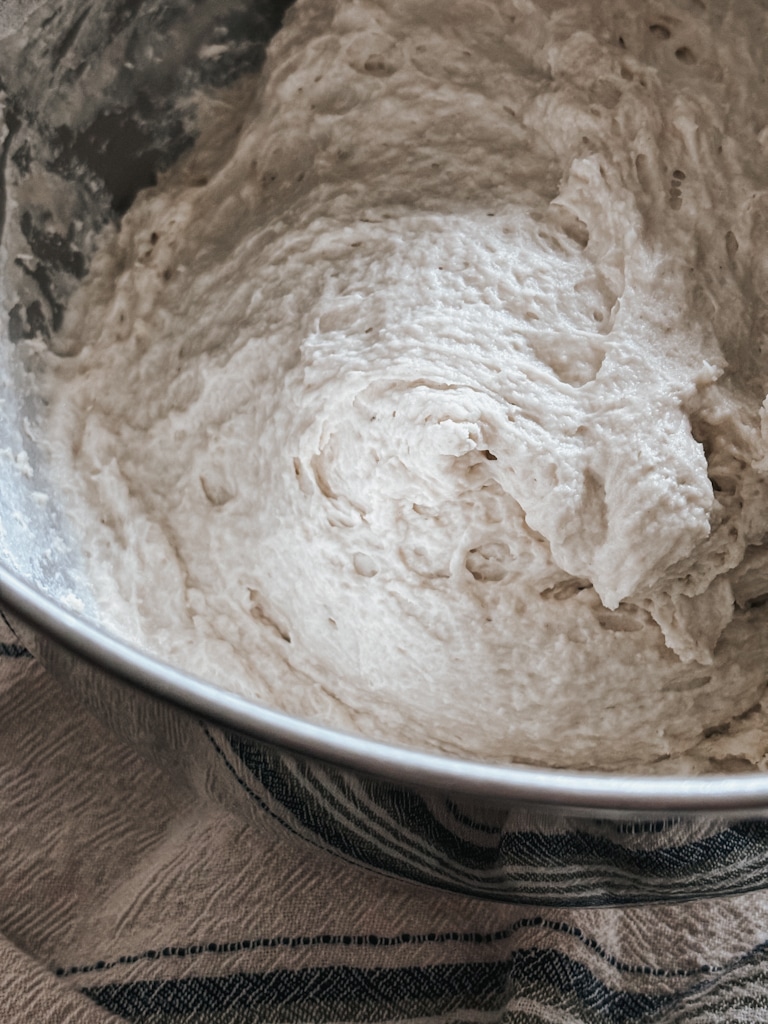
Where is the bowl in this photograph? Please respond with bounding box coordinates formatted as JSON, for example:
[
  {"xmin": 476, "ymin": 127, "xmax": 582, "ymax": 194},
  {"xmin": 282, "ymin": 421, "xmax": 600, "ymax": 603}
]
[{"xmin": 3, "ymin": 0, "xmax": 768, "ymax": 907}]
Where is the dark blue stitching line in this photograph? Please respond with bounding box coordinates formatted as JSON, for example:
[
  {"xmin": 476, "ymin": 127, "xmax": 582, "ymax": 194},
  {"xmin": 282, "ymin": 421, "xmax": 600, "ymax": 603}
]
[
  {"xmin": 54, "ymin": 917, "xmax": 724, "ymax": 981},
  {"xmin": 55, "ymin": 930, "xmax": 520, "ymax": 978}
]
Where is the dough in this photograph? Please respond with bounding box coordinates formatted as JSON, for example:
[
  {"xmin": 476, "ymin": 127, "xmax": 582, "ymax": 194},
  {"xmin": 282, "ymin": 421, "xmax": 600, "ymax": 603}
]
[{"xmin": 44, "ymin": 0, "xmax": 768, "ymax": 771}]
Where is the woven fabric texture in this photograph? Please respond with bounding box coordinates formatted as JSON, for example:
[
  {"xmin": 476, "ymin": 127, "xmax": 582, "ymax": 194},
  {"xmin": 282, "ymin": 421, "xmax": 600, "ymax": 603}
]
[{"xmin": 3, "ymin": 614, "xmax": 768, "ymax": 1023}]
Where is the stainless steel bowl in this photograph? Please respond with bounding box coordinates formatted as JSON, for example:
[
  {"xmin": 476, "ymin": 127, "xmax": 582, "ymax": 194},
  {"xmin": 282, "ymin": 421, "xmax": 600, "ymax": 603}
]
[{"xmin": 3, "ymin": 0, "xmax": 768, "ymax": 907}]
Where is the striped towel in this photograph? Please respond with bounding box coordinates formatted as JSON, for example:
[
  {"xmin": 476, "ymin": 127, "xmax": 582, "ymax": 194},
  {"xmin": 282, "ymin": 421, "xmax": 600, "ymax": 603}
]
[{"xmin": 3, "ymin": 613, "xmax": 768, "ymax": 1022}]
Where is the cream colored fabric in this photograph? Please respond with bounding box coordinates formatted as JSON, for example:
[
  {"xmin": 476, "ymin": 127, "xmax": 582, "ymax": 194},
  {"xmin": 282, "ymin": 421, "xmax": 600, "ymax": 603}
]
[{"xmin": 3, "ymin": 614, "xmax": 768, "ymax": 1022}]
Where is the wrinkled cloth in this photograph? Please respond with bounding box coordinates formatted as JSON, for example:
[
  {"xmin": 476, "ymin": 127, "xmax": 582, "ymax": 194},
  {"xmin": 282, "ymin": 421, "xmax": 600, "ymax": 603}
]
[{"xmin": 3, "ymin": 614, "xmax": 768, "ymax": 1023}]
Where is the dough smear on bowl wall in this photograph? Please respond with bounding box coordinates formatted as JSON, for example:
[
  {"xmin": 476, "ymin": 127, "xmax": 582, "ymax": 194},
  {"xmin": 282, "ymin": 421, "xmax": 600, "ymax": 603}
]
[{"xmin": 41, "ymin": 0, "xmax": 768, "ymax": 772}]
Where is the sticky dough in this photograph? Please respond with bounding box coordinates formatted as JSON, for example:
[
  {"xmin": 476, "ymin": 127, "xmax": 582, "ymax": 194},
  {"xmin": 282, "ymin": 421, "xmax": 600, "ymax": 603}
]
[{"xmin": 46, "ymin": 0, "xmax": 768, "ymax": 771}]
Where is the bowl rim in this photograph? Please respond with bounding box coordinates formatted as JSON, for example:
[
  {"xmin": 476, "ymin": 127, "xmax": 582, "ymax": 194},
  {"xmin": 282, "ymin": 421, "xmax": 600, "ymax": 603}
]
[{"xmin": 3, "ymin": 560, "xmax": 768, "ymax": 815}]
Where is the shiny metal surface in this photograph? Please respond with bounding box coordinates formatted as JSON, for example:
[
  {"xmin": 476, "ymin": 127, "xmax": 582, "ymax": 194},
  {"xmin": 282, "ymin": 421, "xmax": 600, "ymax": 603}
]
[{"xmin": 4, "ymin": 561, "xmax": 768, "ymax": 818}]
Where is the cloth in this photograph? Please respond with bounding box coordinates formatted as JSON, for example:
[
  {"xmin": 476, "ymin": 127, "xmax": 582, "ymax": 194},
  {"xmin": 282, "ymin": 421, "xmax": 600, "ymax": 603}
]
[{"xmin": 3, "ymin": 616, "xmax": 768, "ymax": 1023}]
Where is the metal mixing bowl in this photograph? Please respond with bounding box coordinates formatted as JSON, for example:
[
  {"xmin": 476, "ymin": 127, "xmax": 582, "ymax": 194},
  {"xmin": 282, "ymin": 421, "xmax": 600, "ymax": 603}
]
[{"xmin": 3, "ymin": 0, "xmax": 768, "ymax": 907}]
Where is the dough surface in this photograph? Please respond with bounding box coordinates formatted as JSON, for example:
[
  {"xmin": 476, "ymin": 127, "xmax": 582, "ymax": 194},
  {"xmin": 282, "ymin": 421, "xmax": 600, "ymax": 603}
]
[{"xmin": 45, "ymin": 0, "xmax": 768, "ymax": 771}]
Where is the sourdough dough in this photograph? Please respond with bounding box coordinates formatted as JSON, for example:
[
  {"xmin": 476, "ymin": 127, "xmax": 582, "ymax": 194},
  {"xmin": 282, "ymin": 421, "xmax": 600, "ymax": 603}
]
[{"xmin": 44, "ymin": 0, "xmax": 768, "ymax": 771}]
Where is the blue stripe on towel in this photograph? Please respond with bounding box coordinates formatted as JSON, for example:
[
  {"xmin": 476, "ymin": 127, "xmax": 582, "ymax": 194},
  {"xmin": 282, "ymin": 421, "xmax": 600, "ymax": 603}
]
[
  {"xmin": 81, "ymin": 958, "xmax": 670, "ymax": 1023},
  {"xmin": 55, "ymin": 919, "xmax": 719, "ymax": 981}
]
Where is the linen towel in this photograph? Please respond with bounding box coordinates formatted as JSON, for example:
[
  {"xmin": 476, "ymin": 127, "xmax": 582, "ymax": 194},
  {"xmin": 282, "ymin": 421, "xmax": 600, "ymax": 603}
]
[{"xmin": 3, "ymin": 613, "xmax": 768, "ymax": 1022}]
